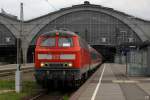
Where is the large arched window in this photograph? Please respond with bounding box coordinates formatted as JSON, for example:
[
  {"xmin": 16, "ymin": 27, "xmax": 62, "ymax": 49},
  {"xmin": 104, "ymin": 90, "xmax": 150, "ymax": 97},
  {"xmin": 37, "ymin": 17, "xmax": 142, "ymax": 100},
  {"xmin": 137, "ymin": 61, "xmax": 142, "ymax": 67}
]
[{"xmin": 31, "ymin": 11, "xmax": 141, "ymax": 46}]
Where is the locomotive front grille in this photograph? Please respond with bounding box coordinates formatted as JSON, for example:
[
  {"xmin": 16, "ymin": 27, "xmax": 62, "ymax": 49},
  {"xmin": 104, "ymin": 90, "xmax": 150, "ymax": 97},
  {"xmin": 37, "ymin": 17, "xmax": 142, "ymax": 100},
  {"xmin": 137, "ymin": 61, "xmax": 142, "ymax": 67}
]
[
  {"xmin": 45, "ymin": 63, "xmax": 68, "ymax": 68},
  {"xmin": 48, "ymin": 63, "xmax": 63, "ymax": 68}
]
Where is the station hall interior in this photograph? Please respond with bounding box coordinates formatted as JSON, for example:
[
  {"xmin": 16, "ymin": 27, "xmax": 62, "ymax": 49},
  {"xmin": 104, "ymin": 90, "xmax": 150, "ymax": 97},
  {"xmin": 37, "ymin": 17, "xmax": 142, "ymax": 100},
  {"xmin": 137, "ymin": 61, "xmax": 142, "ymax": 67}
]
[{"xmin": 0, "ymin": 1, "xmax": 150, "ymax": 76}]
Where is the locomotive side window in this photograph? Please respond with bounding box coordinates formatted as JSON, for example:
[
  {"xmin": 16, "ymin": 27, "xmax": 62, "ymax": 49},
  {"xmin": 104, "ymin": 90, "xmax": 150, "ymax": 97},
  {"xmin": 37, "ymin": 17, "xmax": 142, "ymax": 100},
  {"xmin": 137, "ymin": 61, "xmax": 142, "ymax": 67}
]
[
  {"xmin": 91, "ymin": 52, "xmax": 98, "ymax": 60},
  {"xmin": 40, "ymin": 37, "xmax": 55, "ymax": 47},
  {"xmin": 58, "ymin": 37, "xmax": 73, "ymax": 47},
  {"xmin": 79, "ymin": 38, "xmax": 89, "ymax": 49}
]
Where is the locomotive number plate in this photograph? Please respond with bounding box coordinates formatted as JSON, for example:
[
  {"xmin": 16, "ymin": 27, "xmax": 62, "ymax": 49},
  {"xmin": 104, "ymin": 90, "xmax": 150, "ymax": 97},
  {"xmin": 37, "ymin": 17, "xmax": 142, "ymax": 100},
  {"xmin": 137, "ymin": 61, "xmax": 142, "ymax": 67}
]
[{"xmin": 52, "ymin": 54, "xmax": 60, "ymax": 59}]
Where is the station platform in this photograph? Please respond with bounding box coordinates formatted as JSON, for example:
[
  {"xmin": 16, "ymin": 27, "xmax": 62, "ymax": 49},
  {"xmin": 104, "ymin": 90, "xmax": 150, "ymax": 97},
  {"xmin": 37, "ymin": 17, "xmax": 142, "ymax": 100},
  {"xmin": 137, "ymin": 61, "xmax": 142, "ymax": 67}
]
[{"xmin": 70, "ymin": 63, "xmax": 150, "ymax": 100}]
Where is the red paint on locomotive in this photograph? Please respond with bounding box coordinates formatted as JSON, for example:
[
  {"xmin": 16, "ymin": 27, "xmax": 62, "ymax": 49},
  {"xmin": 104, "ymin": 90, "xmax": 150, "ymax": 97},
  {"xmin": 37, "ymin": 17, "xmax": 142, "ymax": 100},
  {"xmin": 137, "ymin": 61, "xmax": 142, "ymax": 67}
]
[{"xmin": 34, "ymin": 30, "xmax": 102, "ymax": 87}]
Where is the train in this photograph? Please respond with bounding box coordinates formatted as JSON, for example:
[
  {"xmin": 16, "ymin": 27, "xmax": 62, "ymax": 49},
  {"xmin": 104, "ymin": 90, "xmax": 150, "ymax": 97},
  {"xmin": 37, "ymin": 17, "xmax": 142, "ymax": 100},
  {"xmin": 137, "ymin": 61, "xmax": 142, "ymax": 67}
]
[{"xmin": 34, "ymin": 30, "xmax": 103, "ymax": 88}]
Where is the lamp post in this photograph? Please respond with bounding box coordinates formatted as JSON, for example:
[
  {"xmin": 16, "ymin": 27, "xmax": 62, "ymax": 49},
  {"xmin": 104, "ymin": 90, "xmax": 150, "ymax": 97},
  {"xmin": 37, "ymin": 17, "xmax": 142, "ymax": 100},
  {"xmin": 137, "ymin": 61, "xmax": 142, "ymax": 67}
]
[{"xmin": 15, "ymin": 2, "xmax": 23, "ymax": 93}]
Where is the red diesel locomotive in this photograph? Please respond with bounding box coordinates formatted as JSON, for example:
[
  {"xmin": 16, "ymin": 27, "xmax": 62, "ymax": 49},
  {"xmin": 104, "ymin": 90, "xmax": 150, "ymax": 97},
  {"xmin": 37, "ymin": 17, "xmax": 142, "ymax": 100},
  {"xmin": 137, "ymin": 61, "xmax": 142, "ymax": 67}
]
[{"xmin": 34, "ymin": 30, "xmax": 102, "ymax": 87}]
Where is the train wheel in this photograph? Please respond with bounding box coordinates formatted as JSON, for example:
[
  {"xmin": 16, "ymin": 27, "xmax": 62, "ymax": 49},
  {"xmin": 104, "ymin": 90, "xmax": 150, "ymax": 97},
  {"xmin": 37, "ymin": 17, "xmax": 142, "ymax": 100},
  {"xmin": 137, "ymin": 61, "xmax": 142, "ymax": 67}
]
[
  {"xmin": 85, "ymin": 72, "xmax": 88, "ymax": 80},
  {"xmin": 82, "ymin": 72, "xmax": 88, "ymax": 82},
  {"xmin": 53, "ymin": 79, "xmax": 59, "ymax": 89},
  {"xmin": 72, "ymin": 80, "xmax": 77, "ymax": 88},
  {"xmin": 42, "ymin": 79, "xmax": 48, "ymax": 89},
  {"xmin": 72, "ymin": 79, "xmax": 81, "ymax": 89}
]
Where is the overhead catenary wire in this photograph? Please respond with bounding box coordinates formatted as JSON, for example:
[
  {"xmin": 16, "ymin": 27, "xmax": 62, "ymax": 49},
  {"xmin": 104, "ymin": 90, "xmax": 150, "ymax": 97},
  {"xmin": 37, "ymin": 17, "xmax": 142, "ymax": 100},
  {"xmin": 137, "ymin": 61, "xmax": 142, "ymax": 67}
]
[{"xmin": 44, "ymin": 0, "xmax": 58, "ymax": 11}]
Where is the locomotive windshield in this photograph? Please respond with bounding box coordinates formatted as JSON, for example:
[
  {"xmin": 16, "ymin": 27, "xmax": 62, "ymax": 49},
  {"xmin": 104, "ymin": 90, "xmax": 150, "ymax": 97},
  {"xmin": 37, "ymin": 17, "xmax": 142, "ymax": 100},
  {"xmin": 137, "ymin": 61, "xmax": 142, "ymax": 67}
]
[
  {"xmin": 39, "ymin": 37, "xmax": 73, "ymax": 47},
  {"xmin": 40, "ymin": 37, "xmax": 55, "ymax": 47},
  {"xmin": 58, "ymin": 37, "xmax": 73, "ymax": 47}
]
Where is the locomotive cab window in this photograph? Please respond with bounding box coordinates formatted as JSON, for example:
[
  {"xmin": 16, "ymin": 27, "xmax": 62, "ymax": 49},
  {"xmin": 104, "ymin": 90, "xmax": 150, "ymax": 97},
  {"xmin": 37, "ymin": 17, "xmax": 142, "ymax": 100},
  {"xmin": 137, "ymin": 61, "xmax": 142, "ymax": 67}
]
[
  {"xmin": 40, "ymin": 37, "xmax": 56, "ymax": 47},
  {"xmin": 58, "ymin": 37, "xmax": 73, "ymax": 47}
]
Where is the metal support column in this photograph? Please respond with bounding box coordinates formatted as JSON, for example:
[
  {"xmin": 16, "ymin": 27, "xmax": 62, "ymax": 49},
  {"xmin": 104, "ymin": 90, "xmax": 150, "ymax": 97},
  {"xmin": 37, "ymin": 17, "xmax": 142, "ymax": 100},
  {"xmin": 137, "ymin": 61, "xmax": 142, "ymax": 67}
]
[{"xmin": 15, "ymin": 2, "xmax": 23, "ymax": 93}]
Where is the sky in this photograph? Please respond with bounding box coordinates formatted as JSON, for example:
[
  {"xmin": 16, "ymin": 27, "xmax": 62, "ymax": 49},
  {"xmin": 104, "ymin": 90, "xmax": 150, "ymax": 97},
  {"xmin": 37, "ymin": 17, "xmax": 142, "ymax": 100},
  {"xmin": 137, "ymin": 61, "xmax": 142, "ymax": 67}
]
[{"xmin": 0, "ymin": 0, "xmax": 150, "ymax": 21}]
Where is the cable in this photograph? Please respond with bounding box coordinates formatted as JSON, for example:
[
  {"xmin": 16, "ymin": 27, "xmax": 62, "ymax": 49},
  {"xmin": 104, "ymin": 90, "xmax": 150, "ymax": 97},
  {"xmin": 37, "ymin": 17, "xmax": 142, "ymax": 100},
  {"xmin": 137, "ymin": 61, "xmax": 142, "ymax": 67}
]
[{"xmin": 44, "ymin": 0, "xmax": 58, "ymax": 11}]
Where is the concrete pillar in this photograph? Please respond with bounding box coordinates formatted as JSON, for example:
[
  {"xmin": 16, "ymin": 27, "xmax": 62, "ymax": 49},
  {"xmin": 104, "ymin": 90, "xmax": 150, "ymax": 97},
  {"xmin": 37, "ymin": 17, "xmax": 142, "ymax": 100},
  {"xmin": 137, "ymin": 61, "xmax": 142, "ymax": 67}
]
[
  {"xmin": 15, "ymin": 70, "xmax": 22, "ymax": 93},
  {"xmin": 147, "ymin": 46, "xmax": 150, "ymax": 75},
  {"xmin": 115, "ymin": 54, "xmax": 120, "ymax": 63},
  {"xmin": 21, "ymin": 38, "xmax": 29, "ymax": 65},
  {"xmin": 147, "ymin": 47, "xmax": 150, "ymax": 66},
  {"xmin": 22, "ymin": 46, "xmax": 28, "ymax": 64}
]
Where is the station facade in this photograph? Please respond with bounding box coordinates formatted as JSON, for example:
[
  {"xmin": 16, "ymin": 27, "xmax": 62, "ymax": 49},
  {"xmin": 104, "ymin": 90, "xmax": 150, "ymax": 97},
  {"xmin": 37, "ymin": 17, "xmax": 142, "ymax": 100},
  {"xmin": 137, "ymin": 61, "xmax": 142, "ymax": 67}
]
[{"xmin": 0, "ymin": 2, "xmax": 150, "ymax": 75}]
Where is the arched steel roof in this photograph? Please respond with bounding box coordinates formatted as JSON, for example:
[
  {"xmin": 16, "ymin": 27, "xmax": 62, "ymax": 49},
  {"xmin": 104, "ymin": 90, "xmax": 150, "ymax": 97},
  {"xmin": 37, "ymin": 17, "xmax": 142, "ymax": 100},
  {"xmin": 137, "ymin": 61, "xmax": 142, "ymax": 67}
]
[
  {"xmin": 0, "ymin": 2, "xmax": 150, "ymax": 43},
  {"xmin": 25, "ymin": 3, "xmax": 150, "ymax": 42}
]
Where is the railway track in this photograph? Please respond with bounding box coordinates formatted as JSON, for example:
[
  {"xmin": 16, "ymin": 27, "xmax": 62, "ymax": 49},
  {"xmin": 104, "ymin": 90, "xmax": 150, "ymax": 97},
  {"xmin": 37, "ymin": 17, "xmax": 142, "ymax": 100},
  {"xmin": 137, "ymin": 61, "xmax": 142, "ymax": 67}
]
[
  {"xmin": 28, "ymin": 87, "xmax": 76, "ymax": 100},
  {"xmin": 0, "ymin": 67, "xmax": 34, "ymax": 77},
  {"xmin": 31, "ymin": 66, "xmax": 99, "ymax": 100},
  {"xmin": 30, "ymin": 92, "xmax": 64, "ymax": 100}
]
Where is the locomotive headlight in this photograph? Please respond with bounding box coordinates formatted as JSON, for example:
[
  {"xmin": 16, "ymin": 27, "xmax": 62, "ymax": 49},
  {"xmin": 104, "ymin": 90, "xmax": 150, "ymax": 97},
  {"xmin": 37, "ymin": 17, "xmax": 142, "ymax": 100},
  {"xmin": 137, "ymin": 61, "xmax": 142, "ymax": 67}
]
[
  {"xmin": 40, "ymin": 62, "xmax": 45, "ymax": 67},
  {"xmin": 60, "ymin": 54, "xmax": 75, "ymax": 60},
  {"xmin": 68, "ymin": 63, "xmax": 73, "ymax": 67}
]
